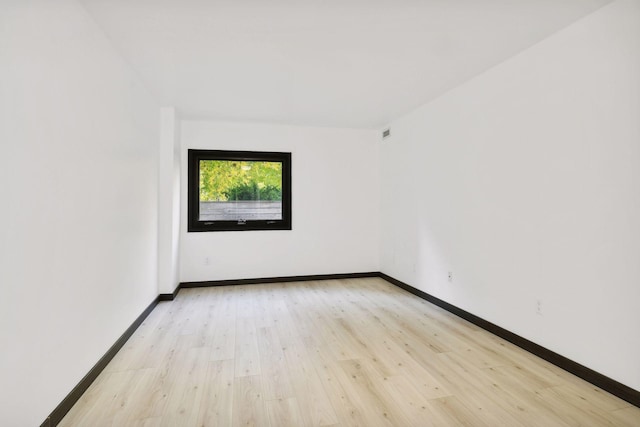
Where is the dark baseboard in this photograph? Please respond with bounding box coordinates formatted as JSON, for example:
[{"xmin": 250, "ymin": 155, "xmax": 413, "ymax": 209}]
[
  {"xmin": 377, "ymin": 272, "xmax": 640, "ymax": 408},
  {"xmin": 180, "ymin": 271, "xmax": 380, "ymax": 290},
  {"xmin": 41, "ymin": 297, "xmax": 159, "ymax": 427},
  {"xmin": 39, "ymin": 271, "xmax": 377, "ymax": 426},
  {"xmin": 158, "ymin": 284, "xmax": 181, "ymax": 301},
  {"xmin": 41, "ymin": 270, "xmax": 638, "ymax": 427}
]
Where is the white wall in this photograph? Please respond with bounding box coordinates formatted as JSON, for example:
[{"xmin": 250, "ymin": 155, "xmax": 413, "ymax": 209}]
[
  {"xmin": 180, "ymin": 121, "xmax": 380, "ymax": 282},
  {"xmin": 158, "ymin": 108, "xmax": 181, "ymax": 294},
  {"xmin": 380, "ymin": 0, "xmax": 640, "ymax": 391},
  {"xmin": 0, "ymin": 1, "xmax": 160, "ymax": 425}
]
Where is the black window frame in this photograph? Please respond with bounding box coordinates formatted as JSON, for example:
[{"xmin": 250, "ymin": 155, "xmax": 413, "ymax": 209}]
[{"xmin": 188, "ymin": 149, "xmax": 292, "ymax": 232}]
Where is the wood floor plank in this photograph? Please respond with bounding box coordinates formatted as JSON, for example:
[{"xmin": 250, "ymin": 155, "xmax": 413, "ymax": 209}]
[
  {"xmin": 432, "ymin": 352, "xmax": 527, "ymax": 426},
  {"xmin": 232, "ymin": 375, "xmax": 269, "ymax": 427},
  {"xmin": 59, "ymin": 278, "xmax": 640, "ymax": 427},
  {"xmin": 62, "ymin": 369, "xmax": 139, "ymax": 426},
  {"xmin": 123, "ymin": 416, "xmax": 162, "ymax": 427},
  {"xmin": 196, "ymin": 359, "xmax": 234, "ymax": 427},
  {"xmin": 209, "ymin": 316, "xmax": 236, "ymax": 361},
  {"xmin": 256, "ymin": 326, "xmax": 295, "ymax": 400},
  {"xmin": 235, "ymin": 317, "xmax": 261, "ymax": 377},
  {"xmin": 281, "ymin": 338, "xmax": 339, "ymax": 426},
  {"xmin": 533, "ymin": 386, "xmax": 621, "ymax": 427},
  {"xmin": 429, "ymin": 395, "xmax": 503, "ymax": 426},
  {"xmin": 58, "ymin": 369, "xmax": 125, "ymax": 426},
  {"xmin": 304, "ymin": 336, "xmax": 386, "ymax": 427},
  {"xmin": 336, "ymin": 358, "xmax": 413, "ymax": 427},
  {"xmin": 610, "ymin": 406, "xmax": 640, "ymax": 427},
  {"xmin": 111, "ymin": 368, "xmax": 160, "ymax": 425},
  {"xmin": 378, "ymin": 374, "xmax": 448, "ymax": 427},
  {"xmin": 160, "ymin": 346, "xmax": 209, "ymax": 426},
  {"xmin": 265, "ymin": 398, "xmax": 305, "ymax": 427}
]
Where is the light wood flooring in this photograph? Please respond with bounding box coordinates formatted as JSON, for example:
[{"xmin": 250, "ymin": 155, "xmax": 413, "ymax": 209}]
[{"xmin": 60, "ymin": 278, "xmax": 640, "ymax": 426}]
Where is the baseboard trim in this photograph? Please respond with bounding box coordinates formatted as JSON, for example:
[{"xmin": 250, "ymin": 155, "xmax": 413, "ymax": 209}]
[
  {"xmin": 41, "ymin": 297, "xmax": 159, "ymax": 427},
  {"xmin": 377, "ymin": 272, "xmax": 640, "ymax": 408},
  {"xmin": 179, "ymin": 271, "xmax": 380, "ymax": 290},
  {"xmin": 158, "ymin": 284, "xmax": 180, "ymax": 301},
  {"xmin": 40, "ymin": 270, "xmax": 638, "ymax": 427},
  {"xmin": 39, "ymin": 271, "xmax": 377, "ymax": 426}
]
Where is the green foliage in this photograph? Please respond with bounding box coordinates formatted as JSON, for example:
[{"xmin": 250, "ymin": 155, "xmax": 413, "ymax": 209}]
[
  {"xmin": 224, "ymin": 182, "xmax": 282, "ymax": 201},
  {"xmin": 199, "ymin": 160, "xmax": 282, "ymax": 201}
]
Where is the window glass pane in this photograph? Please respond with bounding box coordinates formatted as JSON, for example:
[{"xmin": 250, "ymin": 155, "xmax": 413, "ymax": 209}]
[{"xmin": 198, "ymin": 160, "xmax": 283, "ymax": 221}]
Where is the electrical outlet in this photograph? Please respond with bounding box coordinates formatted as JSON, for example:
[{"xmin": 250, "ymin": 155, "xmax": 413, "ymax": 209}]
[
  {"xmin": 536, "ymin": 300, "xmax": 543, "ymax": 316},
  {"xmin": 448, "ymin": 271, "xmax": 453, "ymax": 282},
  {"xmin": 204, "ymin": 257, "xmax": 211, "ymax": 266}
]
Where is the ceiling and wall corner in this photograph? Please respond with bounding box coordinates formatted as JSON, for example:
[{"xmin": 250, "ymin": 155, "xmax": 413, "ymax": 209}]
[{"xmin": 78, "ymin": 0, "xmax": 610, "ymax": 129}]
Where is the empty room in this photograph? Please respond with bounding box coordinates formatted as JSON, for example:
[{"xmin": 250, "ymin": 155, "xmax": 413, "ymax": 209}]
[{"xmin": 2, "ymin": 0, "xmax": 639, "ymax": 426}]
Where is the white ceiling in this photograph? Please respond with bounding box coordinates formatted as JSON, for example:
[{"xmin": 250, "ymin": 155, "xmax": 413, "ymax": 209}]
[{"xmin": 79, "ymin": 0, "xmax": 609, "ymax": 129}]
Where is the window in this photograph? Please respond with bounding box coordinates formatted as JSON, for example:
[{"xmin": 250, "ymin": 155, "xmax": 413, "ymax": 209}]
[{"xmin": 188, "ymin": 149, "xmax": 292, "ymax": 232}]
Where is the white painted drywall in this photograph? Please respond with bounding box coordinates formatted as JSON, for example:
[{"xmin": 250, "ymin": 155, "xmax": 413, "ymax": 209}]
[
  {"xmin": 180, "ymin": 121, "xmax": 380, "ymax": 282},
  {"xmin": 380, "ymin": 0, "xmax": 640, "ymax": 391},
  {"xmin": 158, "ymin": 107, "xmax": 181, "ymax": 294},
  {"xmin": 0, "ymin": 1, "xmax": 160, "ymax": 425}
]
